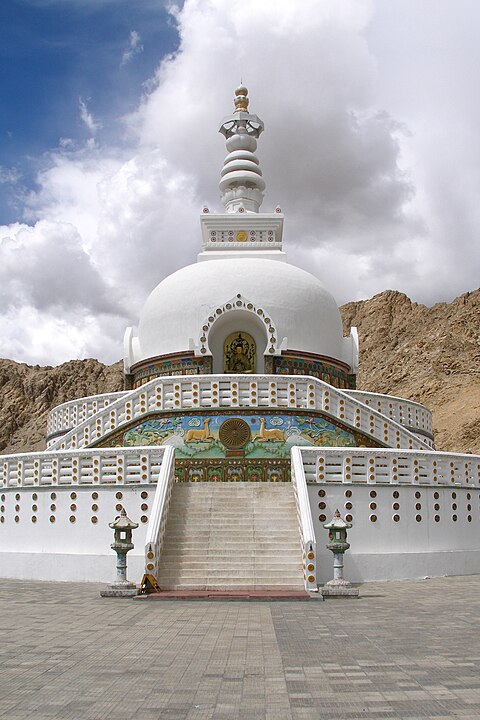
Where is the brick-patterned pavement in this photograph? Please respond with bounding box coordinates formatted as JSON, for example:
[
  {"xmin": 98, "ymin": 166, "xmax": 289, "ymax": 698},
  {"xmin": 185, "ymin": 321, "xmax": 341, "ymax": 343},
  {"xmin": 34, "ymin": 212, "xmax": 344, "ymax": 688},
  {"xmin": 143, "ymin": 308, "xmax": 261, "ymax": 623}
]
[{"xmin": 1, "ymin": 576, "xmax": 480, "ymax": 719}]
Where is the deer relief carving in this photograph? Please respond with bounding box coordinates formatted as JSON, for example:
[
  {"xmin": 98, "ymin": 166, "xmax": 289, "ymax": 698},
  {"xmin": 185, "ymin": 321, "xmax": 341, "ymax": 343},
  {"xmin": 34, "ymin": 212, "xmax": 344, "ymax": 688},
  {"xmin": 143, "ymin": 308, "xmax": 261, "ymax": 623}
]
[
  {"xmin": 253, "ymin": 417, "xmax": 285, "ymax": 443},
  {"xmin": 185, "ymin": 418, "xmax": 214, "ymax": 443}
]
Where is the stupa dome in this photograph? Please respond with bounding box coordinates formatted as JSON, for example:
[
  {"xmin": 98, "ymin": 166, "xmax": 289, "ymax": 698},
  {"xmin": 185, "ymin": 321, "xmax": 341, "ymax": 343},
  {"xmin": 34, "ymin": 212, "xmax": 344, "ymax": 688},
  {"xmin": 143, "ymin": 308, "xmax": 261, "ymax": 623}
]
[{"xmin": 127, "ymin": 256, "xmax": 352, "ymax": 371}]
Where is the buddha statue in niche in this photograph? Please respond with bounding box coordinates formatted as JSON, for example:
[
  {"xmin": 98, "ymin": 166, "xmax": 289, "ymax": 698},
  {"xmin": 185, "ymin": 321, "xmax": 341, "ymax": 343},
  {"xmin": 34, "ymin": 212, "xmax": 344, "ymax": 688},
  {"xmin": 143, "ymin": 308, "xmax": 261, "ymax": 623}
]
[{"xmin": 224, "ymin": 332, "xmax": 256, "ymax": 373}]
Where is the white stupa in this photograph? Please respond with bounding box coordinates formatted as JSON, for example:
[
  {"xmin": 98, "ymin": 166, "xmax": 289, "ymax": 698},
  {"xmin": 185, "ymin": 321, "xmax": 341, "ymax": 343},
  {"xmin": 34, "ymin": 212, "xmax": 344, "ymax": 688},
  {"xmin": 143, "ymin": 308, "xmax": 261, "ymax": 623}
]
[{"xmin": 1, "ymin": 86, "xmax": 479, "ymax": 593}]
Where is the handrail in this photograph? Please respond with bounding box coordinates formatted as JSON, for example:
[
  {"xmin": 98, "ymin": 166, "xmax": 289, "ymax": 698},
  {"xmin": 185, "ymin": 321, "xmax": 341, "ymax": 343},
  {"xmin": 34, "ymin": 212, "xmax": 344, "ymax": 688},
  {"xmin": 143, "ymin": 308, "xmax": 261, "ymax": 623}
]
[
  {"xmin": 291, "ymin": 446, "xmax": 317, "ymax": 591},
  {"xmin": 46, "ymin": 391, "xmax": 128, "ymax": 441},
  {"xmin": 47, "ymin": 374, "xmax": 431, "ymax": 453},
  {"xmin": 344, "ymin": 390, "xmax": 433, "ymax": 437},
  {"xmin": 143, "ymin": 446, "xmax": 176, "ymax": 583}
]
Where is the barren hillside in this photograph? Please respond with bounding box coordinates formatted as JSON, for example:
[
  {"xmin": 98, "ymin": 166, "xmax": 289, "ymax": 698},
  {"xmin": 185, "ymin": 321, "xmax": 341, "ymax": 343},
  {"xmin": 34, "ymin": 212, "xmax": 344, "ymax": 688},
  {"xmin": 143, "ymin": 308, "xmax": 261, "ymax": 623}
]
[{"xmin": 340, "ymin": 289, "xmax": 480, "ymax": 452}]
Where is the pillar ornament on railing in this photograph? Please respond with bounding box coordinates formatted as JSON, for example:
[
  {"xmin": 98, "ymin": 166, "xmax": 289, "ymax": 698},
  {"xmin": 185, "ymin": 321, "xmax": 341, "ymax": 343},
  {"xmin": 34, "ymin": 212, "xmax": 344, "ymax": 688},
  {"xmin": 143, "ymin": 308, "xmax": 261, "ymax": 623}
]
[
  {"xmin": 100, "ymin": 508, "xmax": 139, "ymax": 598},
  {"xmin": 321, "ymin": 509, "xmax": 359, "ymax": 599}
]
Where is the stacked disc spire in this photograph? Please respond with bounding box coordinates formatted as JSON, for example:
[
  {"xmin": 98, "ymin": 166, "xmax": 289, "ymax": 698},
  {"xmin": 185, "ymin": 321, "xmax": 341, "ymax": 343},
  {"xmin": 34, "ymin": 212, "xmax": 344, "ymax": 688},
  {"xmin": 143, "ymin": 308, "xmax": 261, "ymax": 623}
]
[{"xmin": 219, "ymin": 86, "xmax": 265, "ymax": 213}]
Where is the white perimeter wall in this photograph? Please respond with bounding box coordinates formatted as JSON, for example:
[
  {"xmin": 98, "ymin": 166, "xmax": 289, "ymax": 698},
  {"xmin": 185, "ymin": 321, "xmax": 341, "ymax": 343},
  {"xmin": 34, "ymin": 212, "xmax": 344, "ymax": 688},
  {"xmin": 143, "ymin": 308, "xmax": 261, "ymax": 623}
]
[
  {"xmin": 2, "ymin": 482, "xmax": 480, "ymax": 585},
  {"xmin": 0, "ymin": 485, "xmax": 155, "ymax": 583},
  {"xmin": 309, "ymin": 484, "xmax": 480, "ymax": 583}
]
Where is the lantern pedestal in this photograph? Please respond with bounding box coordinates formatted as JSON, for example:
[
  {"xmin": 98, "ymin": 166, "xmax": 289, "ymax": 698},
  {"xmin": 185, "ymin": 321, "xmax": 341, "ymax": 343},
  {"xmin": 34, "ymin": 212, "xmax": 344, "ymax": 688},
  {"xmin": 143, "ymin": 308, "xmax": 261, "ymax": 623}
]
[
  {"xmin": 321, "ymin": 509, "xmax": 359, "ymax": 599},
  {"xmin": 100, "ymin": 509, "xmax": 139, "ymax": 598},
  {"xmin": 321, "ymin": 580, "xmax": 359, "ymax": 598},
  {"xmin": 100, "ymin": 584, "xmax": 138, "ymax": 598}
]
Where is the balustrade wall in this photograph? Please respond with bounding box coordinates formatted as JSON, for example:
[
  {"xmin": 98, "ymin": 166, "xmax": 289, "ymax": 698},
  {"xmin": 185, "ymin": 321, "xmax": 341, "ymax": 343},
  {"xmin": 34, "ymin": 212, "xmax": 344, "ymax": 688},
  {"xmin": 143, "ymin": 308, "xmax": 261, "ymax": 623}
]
[
  {"xmin": 46, "ymin": 375, "xmax": 430, "ymax": 453},
  {"xmin": 344, "ymin": 390, "xmax": 434, "ymax": 446},
  {"xmin": 0, "ymin": 446, "xmax": 173, "ymax": 583},
  {"xmin": 296, "ymin": 447, "xmax": 480, "ymax": 582},
  {"xmin": 46, "ymin": 392, "xmax": 128, "ymax": 445}
]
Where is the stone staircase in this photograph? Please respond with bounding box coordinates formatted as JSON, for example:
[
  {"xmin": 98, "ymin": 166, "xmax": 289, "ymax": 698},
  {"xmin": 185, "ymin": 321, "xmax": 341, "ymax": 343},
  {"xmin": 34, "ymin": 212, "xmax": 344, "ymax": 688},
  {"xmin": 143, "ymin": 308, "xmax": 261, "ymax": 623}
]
[{"xmin": 157, "ymin": 483, "xmax": 305, "ymax": 592}]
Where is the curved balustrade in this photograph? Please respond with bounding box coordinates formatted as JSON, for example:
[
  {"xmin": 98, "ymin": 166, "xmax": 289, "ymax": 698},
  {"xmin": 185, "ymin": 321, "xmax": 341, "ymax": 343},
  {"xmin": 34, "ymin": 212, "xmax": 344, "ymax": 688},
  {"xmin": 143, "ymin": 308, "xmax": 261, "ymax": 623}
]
[
  {"xmin": 291, "ymin": 446, "xmax": 317, "ymax": 591},
  {"xmin": 47, "ymin": 374, "xmax": 431, "ymax": 453},
  {"xmin": 344, "ymin": 390, "xmax": 433, "ymax": 442},
  {"xmin": 46, "ymin": 391, "xmax": 128, "ymax": 445},
  {"xmin": 297, "ymin": 447, "xmax": 480, "ymax": 487},
  {"xmin": 0, "ymin": 446, "xmax": 167, "ymax": 488}
]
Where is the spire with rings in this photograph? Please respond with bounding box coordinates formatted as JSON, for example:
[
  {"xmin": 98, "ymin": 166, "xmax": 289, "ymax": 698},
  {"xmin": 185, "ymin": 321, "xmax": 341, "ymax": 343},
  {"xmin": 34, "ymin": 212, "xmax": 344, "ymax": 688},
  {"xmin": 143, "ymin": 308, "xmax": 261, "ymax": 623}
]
[{"xmin": 218, "ymin": 85, "xmax": 265, "ymax": 213}]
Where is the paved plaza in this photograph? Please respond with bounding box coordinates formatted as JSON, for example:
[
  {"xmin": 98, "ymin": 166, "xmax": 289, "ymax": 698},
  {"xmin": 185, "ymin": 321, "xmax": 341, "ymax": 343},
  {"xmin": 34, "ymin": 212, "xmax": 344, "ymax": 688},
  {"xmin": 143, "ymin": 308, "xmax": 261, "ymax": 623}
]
[{"xmin": 1, "ymin": 576, "xmax": 480, "ymax": 719}]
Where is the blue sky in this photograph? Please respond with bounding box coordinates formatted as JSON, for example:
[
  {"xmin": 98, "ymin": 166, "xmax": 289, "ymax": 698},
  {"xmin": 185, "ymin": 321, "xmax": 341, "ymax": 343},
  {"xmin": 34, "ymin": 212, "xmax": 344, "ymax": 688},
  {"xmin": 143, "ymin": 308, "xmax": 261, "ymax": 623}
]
[
  {"xmin": 0, "ymin": 0, "xmax": 479, "ymax": 366},
  {"xmin": 0, "ymin": 0, "xmax": 178, "ymax": 221}
]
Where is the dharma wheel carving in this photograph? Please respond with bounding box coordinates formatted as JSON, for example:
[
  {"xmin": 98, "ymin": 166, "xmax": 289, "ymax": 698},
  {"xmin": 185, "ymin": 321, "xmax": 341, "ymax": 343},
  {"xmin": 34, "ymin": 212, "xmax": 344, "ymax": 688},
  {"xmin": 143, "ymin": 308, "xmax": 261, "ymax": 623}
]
[{"xmin": 219, "ymin": 418, "xmax": 251, "ymax": 449}]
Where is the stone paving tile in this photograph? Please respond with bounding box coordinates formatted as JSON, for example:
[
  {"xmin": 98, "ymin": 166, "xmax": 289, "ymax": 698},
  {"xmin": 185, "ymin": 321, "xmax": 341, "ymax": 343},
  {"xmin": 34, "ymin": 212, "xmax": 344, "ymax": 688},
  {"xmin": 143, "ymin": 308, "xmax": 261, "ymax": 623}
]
[{"xmin": 1, "ymin": 576, "xmax": 480, "ymax": 718}]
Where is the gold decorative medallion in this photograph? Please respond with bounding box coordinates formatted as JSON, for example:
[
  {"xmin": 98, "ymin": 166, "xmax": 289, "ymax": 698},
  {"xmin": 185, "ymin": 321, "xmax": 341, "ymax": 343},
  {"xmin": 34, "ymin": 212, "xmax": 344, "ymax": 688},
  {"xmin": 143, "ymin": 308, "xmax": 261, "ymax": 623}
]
[
  {"xmin": 219, "ymin": 418, "xmax": 251, "ymax": 449},
  {"xmin": 235, "ymin": 230, "xmax": 248, "ymax": 242}
]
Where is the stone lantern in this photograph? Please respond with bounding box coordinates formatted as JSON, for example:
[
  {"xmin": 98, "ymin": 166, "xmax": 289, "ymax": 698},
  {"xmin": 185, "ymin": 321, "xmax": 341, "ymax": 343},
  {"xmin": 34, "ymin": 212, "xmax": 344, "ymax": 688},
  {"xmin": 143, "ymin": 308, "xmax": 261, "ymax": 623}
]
[
  {"xmin": 321, "ymin": 509, "xmax": 358, "ymax": 598},
  {"xmin": 100, "ymin": 509, "xmax": 139, "ymax": 598}
]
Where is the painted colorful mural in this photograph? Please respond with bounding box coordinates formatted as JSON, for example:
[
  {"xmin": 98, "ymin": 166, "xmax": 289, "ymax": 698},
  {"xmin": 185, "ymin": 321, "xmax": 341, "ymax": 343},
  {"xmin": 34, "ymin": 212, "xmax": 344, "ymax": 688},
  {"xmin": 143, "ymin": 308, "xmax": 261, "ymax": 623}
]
[
  {"xmin": 99, "ymin": 413, "xmax": 357, "ymax": 457},
  {"xmin": 94, "ymin": 411, "xmax": 379, "ymax": 482},
  {"xmin": 174, "ymin": 458, "xmax": 290, "ymax": 483},
  {"xmin": 267, "ymin": 352, "xmax": 352, "ymax": 389},
  {"xmin": 131, "ymin": 353, "xmax": 212, "ymax": 388}
]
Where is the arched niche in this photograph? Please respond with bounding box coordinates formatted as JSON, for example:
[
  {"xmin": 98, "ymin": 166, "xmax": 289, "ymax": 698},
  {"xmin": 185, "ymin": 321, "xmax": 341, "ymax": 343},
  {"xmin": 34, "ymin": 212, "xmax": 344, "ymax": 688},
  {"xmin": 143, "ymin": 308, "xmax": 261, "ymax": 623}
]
[
  {"xmin": 208, "ymin": 310, "xmax": 268, "ymax": 374},
  {"xmin": 194, "ymin": 294, "xmax": 283, "ymax": 374}
]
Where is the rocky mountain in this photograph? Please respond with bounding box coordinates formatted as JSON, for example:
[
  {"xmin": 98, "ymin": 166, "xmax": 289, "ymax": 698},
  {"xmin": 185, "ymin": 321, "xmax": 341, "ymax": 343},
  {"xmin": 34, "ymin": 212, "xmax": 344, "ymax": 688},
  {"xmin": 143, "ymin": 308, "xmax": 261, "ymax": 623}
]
[
  {"xmin": 341, "ymin": 288, "xmax": 480, "ymax": 453},
  {"xmin": 0, "ymin": 359, "xmax": 123, "ymax": 454},
  {"xmin": 0, "ymin": 288, "xmax": 478, "ymax": 455}
]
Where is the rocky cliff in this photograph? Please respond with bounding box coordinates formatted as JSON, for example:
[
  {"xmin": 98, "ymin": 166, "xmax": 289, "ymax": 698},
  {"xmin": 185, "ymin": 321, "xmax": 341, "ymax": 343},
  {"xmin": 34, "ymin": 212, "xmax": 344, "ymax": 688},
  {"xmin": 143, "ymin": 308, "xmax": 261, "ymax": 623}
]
[
  {"xmin": 341, "ymin": 288, "xmax": 480, "ymax": 453},
  {"xmin": 0, "ymin": 288, "xmax": 478, "ymax": 455},
  {"xmin": 0, "ymin": 359, "xmax": 123, "ymax": 454}
]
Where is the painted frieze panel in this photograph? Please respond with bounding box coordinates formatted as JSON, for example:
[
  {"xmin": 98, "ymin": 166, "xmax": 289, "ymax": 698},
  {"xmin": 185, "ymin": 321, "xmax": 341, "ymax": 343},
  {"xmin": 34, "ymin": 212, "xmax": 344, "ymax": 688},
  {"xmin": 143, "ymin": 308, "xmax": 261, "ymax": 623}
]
[
  {"xmin": 132, "ymin": 353, "xmax": 213, "ymax": 388},
  {"xmin": 272, "ymin": 352, "xmax": 351, "ymax": 388},
  {"xmin": 174, "ymin": 458, "xmax": 290, "ymax": 483},
  {"xmin": 97, "ymin": 412, "xmax": 362, "ymax": 457}
]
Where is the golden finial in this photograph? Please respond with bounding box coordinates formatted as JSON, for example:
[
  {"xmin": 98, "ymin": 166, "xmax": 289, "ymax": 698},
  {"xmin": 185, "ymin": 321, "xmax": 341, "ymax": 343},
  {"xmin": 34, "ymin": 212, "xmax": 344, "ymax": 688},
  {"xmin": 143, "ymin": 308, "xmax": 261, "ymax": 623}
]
[{"xmin": 234, "ymin": 84, "xmax": 249, "ymax": 112}]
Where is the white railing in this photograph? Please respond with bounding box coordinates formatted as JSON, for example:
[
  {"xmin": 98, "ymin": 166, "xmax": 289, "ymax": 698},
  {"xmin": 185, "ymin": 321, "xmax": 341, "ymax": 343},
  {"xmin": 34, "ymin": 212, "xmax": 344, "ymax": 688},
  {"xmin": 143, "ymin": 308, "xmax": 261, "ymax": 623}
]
[
  {"xmin": 47, "ymin": 375, "xmax": 430, "ymax": 453},
  {"xmin": 297, "ymin": 447, "xmax": 480, "ymax": 487},
  {"xmin": 46, "ymin": 391, "xmax": 128, "ymax": 443},
  {"xmin": 0, "ymin": 447, "xmax": 167, "ymax": 487},
  {"xmin": 344, "ymin": 390, "xmax": 433, "ymax": 439},
  {"xmin": 291, "ymin": 446, "xmax": 317, "ymax": 591},
  {"xmin": 143, "ymin": 446, "xmax": 176, "ymax": 582}
]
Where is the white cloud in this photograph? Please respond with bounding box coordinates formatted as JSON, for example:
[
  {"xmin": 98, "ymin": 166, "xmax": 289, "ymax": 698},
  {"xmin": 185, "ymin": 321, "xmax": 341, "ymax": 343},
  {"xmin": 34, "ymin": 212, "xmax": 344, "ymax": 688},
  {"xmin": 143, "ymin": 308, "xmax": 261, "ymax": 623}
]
[
  {"xmin": 0, "ymin": 166, "xmax": 21, "ymax": 184},
  {"xmin": 78, "ymin": 97, "xmax": 102, "ymax": 134},
  {"xmin": 121, "ymin": 30, "xmax": 144, "ymax": 66},
  {"xmin": 1, "ymin": 0, "xmax": 479, "ymax": 366}
]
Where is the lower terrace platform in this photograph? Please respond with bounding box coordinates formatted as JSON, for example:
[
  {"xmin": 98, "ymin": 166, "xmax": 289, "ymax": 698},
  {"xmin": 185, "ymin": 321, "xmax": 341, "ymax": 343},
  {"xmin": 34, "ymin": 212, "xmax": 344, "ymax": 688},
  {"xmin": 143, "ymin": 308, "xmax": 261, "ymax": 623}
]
[{"xmin": 2, "ymin": 575, "xmax": 480, "ymax": 719}]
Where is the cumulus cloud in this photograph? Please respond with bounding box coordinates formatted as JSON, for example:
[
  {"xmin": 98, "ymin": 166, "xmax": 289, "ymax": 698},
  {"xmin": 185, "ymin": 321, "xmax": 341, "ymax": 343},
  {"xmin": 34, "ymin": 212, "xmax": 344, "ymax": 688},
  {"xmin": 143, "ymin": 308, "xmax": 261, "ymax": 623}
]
[
  {"xmin": 121, "ymin": 30, "xmax": 144, "ymax": 66},
  {"xmin": 1, "ymin": 0, "xmax": 479, "ymax": 365}
]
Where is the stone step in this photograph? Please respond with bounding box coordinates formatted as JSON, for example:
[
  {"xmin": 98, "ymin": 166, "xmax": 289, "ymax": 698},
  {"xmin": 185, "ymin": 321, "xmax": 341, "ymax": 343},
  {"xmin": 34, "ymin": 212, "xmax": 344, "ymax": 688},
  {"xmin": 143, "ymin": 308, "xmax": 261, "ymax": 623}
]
[
  {"xmin": 161, "ymin": 544, "xmax": 301, "ymax": 553},
  {"xmin": 160, "ymin": 551, "xmax": 301, "ymax": 559},
  {"xmin": 165, "ymin": 526, "xmax": 297, "ymax": 532},
  {"xmin": 158, "ymin": 575, "xmax": 305, "ymax": 583},
  {"xmin": 160, "ymin": 585, "xmax": 305, "ymax": 592},
  {"xmin": 164, "ymin": 526, "xmax": 299, "ymax": 532},
  {"xmin": 166, "ymin": 515, "xmax": 297, "ymax": 521},
  {"xmin": 170, "ymin": 512, "xmax": 297, "ymax": 516},
  {"xmin": 163, "ymin": 535, "xmax": 301, "ymax": 556},
  {"xmin": 158, "ymin": 558, "xmax": 303, "ymax": 567},
  {"xmin": 159, "ymin": 580, "xmax": 305, "ymax": 588}
]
